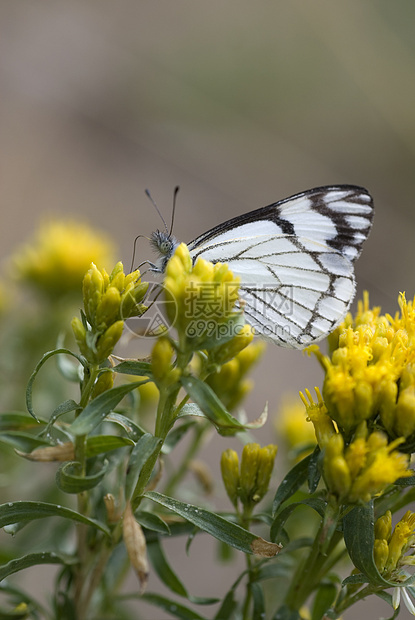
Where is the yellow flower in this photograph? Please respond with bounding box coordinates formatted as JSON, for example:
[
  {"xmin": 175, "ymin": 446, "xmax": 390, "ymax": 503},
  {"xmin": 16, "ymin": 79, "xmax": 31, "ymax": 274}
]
[
  {"xmin": 315, "ymin": 292, "xmax": 415, "ymax": 441},
  {"xmin": 322, "ymin": 425, "xmax": 411, "ymax": 503},
  {"xmin": 374, "ymin": 510, "xmax": 415, "ymax": 580},
  {"xmin": 72, "ymin": 262, "xmax": 148, "ymax": 364},
  {"xmin": 13, "ymin": 219, "xmax": 115, "ymax": 297},
  {"xmin": 163, "ymin": 243, "xmax": 241, "ymax": 350},
  {"xmin": 299, "ymin": 388, "xmax": 336, "ymax": 449}
]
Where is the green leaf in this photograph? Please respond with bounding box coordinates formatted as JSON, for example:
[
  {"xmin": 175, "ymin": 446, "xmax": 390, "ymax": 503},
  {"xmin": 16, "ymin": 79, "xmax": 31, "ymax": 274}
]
[
  {"xmin": 0, "ymin": 412, "xmax": 44, "ymax": 431},
  {"xmin": 272, "ymin": 454, "xmax": 313, "ymax": 515},
  {"xmin": 56, "ymin": 460, "xmax": 109, "ymax": 494},
  {"xmin": 162, "ymin": 420, "xmax": 196, "ymax": 454},
  {"xmin": 106, "ymin": 412, "xmax": 146, "ymax": 441},
  {"xmin": 145, "ymin": 491, "xmax": 281, "ymax": 557},
  {"xmin": 0, "ymin": 501, "xmax": 110, "ymax": 537},
  {"xmin": 311, "ymin": 583, "xmax": 337, "ymax": 620},
  {"xmin": 70, "ymin": 381, "xmax": 145, "ymax": 436},
  {"xmin": 180, "ymin": 376, "xmax": 266, "ymax": 436},
  {"xmin": 0, "ymin": 552, "xmax": 75, "ymax": 581},
  {"xmin": 147, "ymin": 538, "xmax": 218, "ymax": 604},
  {"xmin": 26, "ymin": 348, "xmax": 87, "ymax": 420},
  {"xmin": 271, "ymin": 498, "xmax": 327, "ymax": 543},
  {"xmin": 213, "ymin": 590, "xmax": 238, "ymax": 620},
  {"xmin": 0, "ymin": 432, "xmax": 52, "ymax": 453},
  {"xmin": 113, "ymin": 360, "xmax": 153, "ymax": 378},
  {"xmin": 252, "ymin": 582, "xmax": 265, "ymax": 620},
  {"xmin": 139, "ymin": 593, "xmax": 208, "ymax": 620},
  {"xmin": 343, "ymin": 502, "xmax": 415, "ymax": 588},
  {"xmin": 125, "ymin": 433, "xmax": 162, "ymax": 501},
  {"xmin": 85, "ymin": 435, "xmax": 134, "ymax": 457},
  {"xmin": 272, "ymin": 604, "xmax": 301, "ymax": 619},
  {"xmin": 43, "ymin": 400, "xmax": 79, "ymax": 435},
  {"xmin": 135, "ymin": 510, "xmax": 170, "ymax": 534}
]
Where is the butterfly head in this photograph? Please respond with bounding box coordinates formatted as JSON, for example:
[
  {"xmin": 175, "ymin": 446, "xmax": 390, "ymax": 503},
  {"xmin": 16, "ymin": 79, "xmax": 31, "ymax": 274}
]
[{"xmin": 150, "ymin": 230, "xmax": 179, "ymax": 273}]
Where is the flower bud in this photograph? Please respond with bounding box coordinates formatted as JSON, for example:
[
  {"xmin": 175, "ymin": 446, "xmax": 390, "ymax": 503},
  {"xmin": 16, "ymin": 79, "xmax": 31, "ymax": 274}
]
[
  {"xmin": 151, "ymin": 337, "xmax": 175, "ymax": 382},
  {"xmin": 91, "ymin": 370, "xmax": 114, "ymax": 399},
  {"xmin": 220, "ymin": 449, "xmax": 239, "ymax": 506},
  {"xmin": 123, "ymin": 501, "xmax": 149, "ymax": 593},
  {"xmin": 95, "ymin": 286, "xmax": 121, "ymax": 331},
  {"xmin": 375, "ymin": 510, "xmax": 392, "ymax": 542},
  {"xmin": 95, "ymin": 320, "xmax": 124, "ymax": 361},
  {"xmin": 374, "ymin": 539, "xmax": 389, "ymax": 574}
]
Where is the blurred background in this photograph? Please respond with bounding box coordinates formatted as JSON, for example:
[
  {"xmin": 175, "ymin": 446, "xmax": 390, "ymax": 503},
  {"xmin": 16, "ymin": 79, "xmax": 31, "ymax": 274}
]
[{"xmin": 1, "ymin": 1, "xmax": 415, "ymax": 618}]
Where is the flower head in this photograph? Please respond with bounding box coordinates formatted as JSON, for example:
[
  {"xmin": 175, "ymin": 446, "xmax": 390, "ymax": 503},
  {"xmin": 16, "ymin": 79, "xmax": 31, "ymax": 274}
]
[
  {"xmin": 72, "ymin": 262, "xmax": 148, "ymax": 363},
  {"xmin": 316, "ymin": 292, "xmax": 415, "ymax": 442},
  {"xmin": 163, "ymin": 243, "xmax": 241, "ymax": 350},
  {"xmin": 13, "ymin": 219, "xmax": 115, "ymax": 298}
]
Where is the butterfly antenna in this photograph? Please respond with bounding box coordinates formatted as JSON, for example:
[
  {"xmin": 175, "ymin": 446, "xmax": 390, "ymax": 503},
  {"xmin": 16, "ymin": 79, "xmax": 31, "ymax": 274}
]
[
  {"xmin": 169, "ymin": 185, "xmax": 180, "ymax": 235},
  {"xmin": 145, "ymin": 189, "xmax": 169, "ymax": 235},
  {"xmin": 130, "ymin": 234, "xmax": 150, "ymax": 272}
]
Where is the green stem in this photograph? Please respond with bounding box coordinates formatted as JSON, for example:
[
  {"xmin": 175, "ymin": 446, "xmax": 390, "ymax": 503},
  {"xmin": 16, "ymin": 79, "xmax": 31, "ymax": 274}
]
[
  {"xmin": 163, "ymin": 421, "xmax": 208, "ymax": 496},
  {"xmin": 284, "ymin": 505, "xmax": 342, "ymax": 611}
]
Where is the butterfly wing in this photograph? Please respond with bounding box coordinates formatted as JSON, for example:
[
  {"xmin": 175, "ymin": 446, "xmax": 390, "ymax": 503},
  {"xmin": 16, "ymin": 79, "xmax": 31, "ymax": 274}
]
[{"xmin": 187, "ymin": 185, "xmax": 374, "ymax": 349}]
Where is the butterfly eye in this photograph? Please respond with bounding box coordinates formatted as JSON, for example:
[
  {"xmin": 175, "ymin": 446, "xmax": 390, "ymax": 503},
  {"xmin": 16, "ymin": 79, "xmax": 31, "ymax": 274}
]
[{"xmin": 160, "ymin": 240, "xmax": 172, "ymax": 255}]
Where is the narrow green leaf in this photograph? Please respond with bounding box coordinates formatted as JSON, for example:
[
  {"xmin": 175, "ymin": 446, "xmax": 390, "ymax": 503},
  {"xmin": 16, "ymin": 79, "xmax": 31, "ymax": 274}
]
[
  {"xmin": 106, "ymin": 412, "xmax": 146, "ymax": 441},
  {"xmin": 56, "ymin": 460, "xmax": 109, "ymax": 494},
  {"xmin": 213, "ymin": 590, "xmax": 238, "ymax": 620},
  {"xmin": 311, "ymin": 583, "xmax": 337, "ymax": 620},
  {"xmin": 147, "ymin": 539, "xmax": 218, "ymax": 605},
  {"xmin": 272, "ymin": 454, "xmax": 313, "ymax": 516},
  {"xmin": 180, "ymin": 376, "xmax": 266, "ymax": 436},
  {"xmin": 0, "ymin": 552, "xmax": 74, "ymax": 581},
  {"xmin": 272, "ymin": 604, "xmax": 301, "ymax": 619},
  {"xmin": 176, "ymin": 403, "xmax": 204, "ymax": 419},
  {"xmin": 162, "ymin": 420, "xmax": 196, "ymax": 454},
  {"xmin": 147, "ymin": 539, "xmax": 187, "ymax": 597},
  {"xmin": 252, "ymin": 582, "xmax": 265, "ymax": 620},
  {"xmin": 139, "ymin": 593, "xmax": 208, "ymax": 620},
  {"xmin": 70, "ymin": 381, "xmax": 145, "ymax": 436},
  {"xmin": 0, "ymin": 432, "xmax": 51, "ymax": 453},
  {"xmin": 113, "ymin": 360, "xmax": 153, "ymax": 378},
  {"xmin": 135, "ymin": 510, "xmax": 170, "ymax": 534},
  {"xmin": 43, "ymin": 399, "xmax": 79, "ymax": 435},
  {"xmin": 307, "ymin": 446, "xmax": 322, "ymax": 492},
  {"xmin": 125, "ymin": 433, "xmax": 162, "ymax": 501},
  {"xmin": 270, "ymin": 498, "xmax": 326, "ymax": 543},
  {"xmin": 26, "ymin": 348, "xmax": 87, "ymax": 420},
  {"xmin": 145, "ymin": 491, "xmax": 280, "ymax": 557},
  {"xmin": 343, "ymin": 502, "xmax": 408, "ymax": 588},
  {"xmin": 85, "ymin": 435, "xmax": 134, "ymax": 457},
  {"xmin": 0, "ymin": 412, "xmax": 43, "ymax": 431},
  {"xmin": 0, "ymin": 501, "xmax": 110, "ymax": 537}
]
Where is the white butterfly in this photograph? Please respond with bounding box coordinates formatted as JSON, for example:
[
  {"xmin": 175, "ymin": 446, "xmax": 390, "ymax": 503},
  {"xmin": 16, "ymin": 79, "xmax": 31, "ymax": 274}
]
[{"xmin": 150, "ymin": 185, "xmax": 374, "ymax": 349}]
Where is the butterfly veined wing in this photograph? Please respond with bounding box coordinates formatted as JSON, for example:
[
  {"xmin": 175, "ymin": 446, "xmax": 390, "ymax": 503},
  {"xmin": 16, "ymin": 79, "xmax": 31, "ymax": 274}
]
[{"xmin": 187, "ymin": 185, "xmax": 374, "ymax": 349}]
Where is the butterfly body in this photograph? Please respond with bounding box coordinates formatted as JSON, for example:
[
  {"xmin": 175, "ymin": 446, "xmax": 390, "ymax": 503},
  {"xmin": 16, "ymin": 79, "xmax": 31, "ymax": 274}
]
[{"xmin": 151, "ymin": 185, "xmax": 374, "ymax": 349}]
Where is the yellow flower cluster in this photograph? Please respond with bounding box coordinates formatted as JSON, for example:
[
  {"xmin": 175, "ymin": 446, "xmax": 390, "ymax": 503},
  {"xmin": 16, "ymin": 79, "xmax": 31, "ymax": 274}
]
[
  {"xmin": 72, "ymin": 262, "xmax": 148, "ymax": 364},
  {"xmin": 163, "ymin": 243, "xmax": 241, "ymax": 349},
  {"xmin": 321, "ymin": 292, "xmax": 415, "ymax": 440},
  {"xmin": 301, "ymin": 389, "xmax": 411, "ymax": 503},
  {"xmin": 13, "ymin": 219, "xmax": 115, "ymax": 297},
  {"xmin": 221, "ymin": 443, "xmax": 278, "ymax": 510},
  {"xmin": 374, "ymin": 509, "xmax": 415, "ymax": 577}
]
